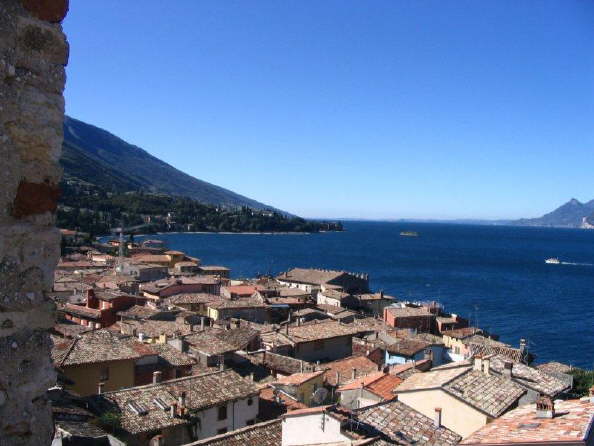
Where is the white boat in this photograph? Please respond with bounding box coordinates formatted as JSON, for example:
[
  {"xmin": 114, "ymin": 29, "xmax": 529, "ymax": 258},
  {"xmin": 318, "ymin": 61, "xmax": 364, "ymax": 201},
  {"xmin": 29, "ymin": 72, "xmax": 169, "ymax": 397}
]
[{"xmin": 545, "ymin": 258, "xmax": 561, "ymax": 264}]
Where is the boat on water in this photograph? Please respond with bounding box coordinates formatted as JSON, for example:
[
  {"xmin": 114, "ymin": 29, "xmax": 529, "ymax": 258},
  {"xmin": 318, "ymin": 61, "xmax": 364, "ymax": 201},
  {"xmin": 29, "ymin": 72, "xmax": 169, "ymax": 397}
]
[
  {"xmin": 400, "ymin": 231, "xmax": 419, "ymax": 237},
  {"xmin": 545, "ymin": 258, "xmax": 561, "ymax": 264}
]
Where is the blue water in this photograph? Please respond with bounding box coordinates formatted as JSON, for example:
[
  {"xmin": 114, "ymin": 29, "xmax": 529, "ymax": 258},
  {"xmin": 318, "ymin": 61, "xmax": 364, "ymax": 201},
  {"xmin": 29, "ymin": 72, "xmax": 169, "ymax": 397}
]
[{"xmin": 134, "ymin": 222, "xmax": 594, "ymax": 368}]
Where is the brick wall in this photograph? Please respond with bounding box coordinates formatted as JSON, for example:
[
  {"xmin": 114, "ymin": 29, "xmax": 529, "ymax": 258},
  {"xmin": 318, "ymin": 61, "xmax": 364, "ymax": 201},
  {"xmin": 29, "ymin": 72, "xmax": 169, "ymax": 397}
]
[{"xmin": 0, "ymin": 0, "xmax": 68, "ymax": 443}]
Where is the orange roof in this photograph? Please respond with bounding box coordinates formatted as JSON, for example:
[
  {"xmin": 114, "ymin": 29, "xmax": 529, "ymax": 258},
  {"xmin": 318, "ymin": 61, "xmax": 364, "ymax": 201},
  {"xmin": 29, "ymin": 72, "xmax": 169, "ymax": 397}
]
[
  {"xmin": 338, "ymin": 372, "xmax": 403, "ymax": 400},
  {"xmin": 365, "ymin": 374, "xmax": 403, "ymax": 399},
  {"xmin": 338, "ymin": 371, "xmax": 385, "ymax": 391},
  {"xmin": 323, "ymin": 355, "xmax": 380, "ymax": 386},
  {"xmin": 225, "ymin": 285, "xmax": 258, "ymax": 295}
]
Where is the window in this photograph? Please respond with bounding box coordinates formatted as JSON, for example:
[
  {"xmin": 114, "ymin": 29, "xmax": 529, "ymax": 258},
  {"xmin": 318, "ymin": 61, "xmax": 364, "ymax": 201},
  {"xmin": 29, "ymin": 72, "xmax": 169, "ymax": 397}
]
[
  {"xmin": 247, "ymin": 398, "xmax": 253, "ymax": 406},
  {"xmin": 246, "ymin": 419, "xmax": 255, "ymax": 426},
  {"xmin": 99, "ymin": 367, "xmax": 109, "ymax": 381},
  {"xmin": 217, "ymin": 428, "xmax": 227, "ymax": 435},
  {"xmin": 217, "ymin": 405, "xmax": 227, "ymax": 420}
]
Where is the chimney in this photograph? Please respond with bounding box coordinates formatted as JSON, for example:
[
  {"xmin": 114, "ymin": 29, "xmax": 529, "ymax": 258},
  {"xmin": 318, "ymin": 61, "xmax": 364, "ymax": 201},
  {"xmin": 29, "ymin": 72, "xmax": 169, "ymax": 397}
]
[
  {"xmin": 482, "ymin": 357, "xmax": 491, "ymax": 376},
  {"xmin": 138, "ymin": 332, "xmax": 145, "ymax": 342},
  {"xmin": 249, "ymin": 372, "xmax": 254, "ymax": 382},
  {"xmin": 219, "ymin": 358, "xmax": 225, "ymax": 371},
  {"xmin": 434, "ymin": 408, "xmax": 442, "ymax": 428},
  {"xmin": 153, "ymin": 371, "xmax": 162, "ymax": 384},
  {"xmin": 170, "ymin": 403, "xmax": 177, "ymax": 418},
  {"xmin": 535, "ymin": 396, "xmax": 555, "ymax": 419},
  {"xmin": 520, "ymin": 338, "xmax": 527, "ymax": 354},
  {"xmin": 200, "ymin": 317, "xmax": 205, "ymax": 331},
  {"xmin": 178, "ymin": 391, "xmax": 186, "ymax": 408},
  {"xmin": 98, "ymin": 382, "xmax": 105, "ymax": 395},
  {"xmin": 473, "ymin": 356, "xmax": 483, "ymax": 372},
  {"xmin": 503, "ymin": 361, "xmax": 513, "ymax": 378}
]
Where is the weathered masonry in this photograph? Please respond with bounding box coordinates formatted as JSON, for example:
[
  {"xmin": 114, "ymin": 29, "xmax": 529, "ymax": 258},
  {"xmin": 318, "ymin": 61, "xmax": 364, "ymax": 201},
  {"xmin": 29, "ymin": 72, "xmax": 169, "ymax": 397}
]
[{"xmin": 1, "ymin": 0, "xmax": 69, "ymax": 444}]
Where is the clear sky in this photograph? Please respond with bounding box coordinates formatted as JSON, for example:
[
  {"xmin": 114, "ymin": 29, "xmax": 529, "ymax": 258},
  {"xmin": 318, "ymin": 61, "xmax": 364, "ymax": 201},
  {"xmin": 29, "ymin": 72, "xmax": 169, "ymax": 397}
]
[{"xmin": 63, "ymin": 0, "xmax": 594, "ymax": 220}]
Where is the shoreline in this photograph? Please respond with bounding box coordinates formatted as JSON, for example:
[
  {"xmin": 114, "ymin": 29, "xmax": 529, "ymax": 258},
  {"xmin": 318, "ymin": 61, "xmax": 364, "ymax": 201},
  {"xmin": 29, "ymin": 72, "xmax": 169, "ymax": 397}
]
[{"xmin": 97, "ymin": 230, "xmax": 345, "ymax": 239}]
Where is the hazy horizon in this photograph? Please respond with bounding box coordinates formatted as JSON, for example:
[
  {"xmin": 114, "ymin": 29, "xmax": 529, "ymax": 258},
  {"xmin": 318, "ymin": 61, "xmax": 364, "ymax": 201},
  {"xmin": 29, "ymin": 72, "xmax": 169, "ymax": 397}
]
[{"xmin": 64, "ymin": 1, "xmax": 594, "ymax": 219}]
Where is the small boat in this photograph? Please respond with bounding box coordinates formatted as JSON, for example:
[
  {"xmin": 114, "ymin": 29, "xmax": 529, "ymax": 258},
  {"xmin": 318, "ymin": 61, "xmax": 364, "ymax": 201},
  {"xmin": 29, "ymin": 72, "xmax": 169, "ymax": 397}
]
[
  {"xmin": 545, "ymin": 258, "xmax": 561, "ymax": 264},
  {"xmin": 400, "ymin": 231, "xmax": 419, "ymax": 237}
]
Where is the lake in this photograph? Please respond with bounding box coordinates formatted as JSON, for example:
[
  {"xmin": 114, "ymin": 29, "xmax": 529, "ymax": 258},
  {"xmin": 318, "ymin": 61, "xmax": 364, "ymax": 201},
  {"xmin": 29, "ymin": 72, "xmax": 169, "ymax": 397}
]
[{"xmin": 134, "ymin": 221, "xmax": 594, "ymax": 368}]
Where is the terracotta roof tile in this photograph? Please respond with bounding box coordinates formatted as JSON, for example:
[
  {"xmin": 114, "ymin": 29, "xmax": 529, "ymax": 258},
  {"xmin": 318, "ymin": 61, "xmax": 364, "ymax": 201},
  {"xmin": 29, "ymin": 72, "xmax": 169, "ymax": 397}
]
[
  {"xmin": 185, "ymin": 419, "xmax": 281, "ymax": 445},
  {"xmin": 93, "ymin": 370, "xmax": 258, "ymax": 435},
  {"xmin": 354, "ymin": 400, "xmax": 461, "ymax": 445},
  {"xmin": 461, "ymin": 399, "xmax": 594, "ymax": 444}
]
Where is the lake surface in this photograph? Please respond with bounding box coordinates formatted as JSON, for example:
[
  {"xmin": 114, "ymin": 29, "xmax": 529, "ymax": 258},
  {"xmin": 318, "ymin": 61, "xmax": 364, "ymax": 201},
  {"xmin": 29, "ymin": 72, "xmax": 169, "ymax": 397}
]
[{"xmin": 135, "ymin": 221, "xmax": 594, "ymax": 368}]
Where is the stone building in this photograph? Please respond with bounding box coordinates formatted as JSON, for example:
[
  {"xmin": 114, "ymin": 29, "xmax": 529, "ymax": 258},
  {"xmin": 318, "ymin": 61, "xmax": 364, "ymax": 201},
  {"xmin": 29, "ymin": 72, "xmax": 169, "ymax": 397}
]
[{"xmin": 1, "ymin": 0, "xmax": 69, "ymax": 444}]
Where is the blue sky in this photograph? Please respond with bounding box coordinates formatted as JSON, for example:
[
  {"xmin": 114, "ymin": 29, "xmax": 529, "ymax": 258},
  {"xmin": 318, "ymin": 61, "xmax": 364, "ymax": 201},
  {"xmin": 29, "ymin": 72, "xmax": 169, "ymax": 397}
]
[{"xmin": 63, "ymin": 1, "xmax": 594, "ymax": 219}]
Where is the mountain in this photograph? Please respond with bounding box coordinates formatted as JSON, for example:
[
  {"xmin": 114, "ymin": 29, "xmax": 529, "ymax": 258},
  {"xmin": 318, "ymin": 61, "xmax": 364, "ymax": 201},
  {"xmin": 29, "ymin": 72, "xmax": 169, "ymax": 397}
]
[
  {"xmin": 61, "ymin": 116, "xmax": 281, "ymax": 212},
  {"xmin": 513, "ymin": 198, "xmax": 594, "ymax": 228}
]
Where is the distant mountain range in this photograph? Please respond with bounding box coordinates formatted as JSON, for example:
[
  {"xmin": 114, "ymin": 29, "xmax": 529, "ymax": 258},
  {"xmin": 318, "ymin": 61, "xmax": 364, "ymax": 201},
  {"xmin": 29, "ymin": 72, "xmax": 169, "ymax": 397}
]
[
  {"xmin": 61, "ymin": 116, "xmax": 283, "ymax": 212},
  {"xmin": 513, "ymin": 198, "xmax": 594, "ymax": 229}
]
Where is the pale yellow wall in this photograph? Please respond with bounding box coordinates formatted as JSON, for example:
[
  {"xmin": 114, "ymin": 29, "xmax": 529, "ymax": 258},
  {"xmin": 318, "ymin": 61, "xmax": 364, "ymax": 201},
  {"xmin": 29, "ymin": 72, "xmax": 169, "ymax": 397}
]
[
  {"xmin": 398, "ymin": 389, "xmax": 489, "ymax": 439},
  {"xmin": 63, "ymin": 360, "xmax": 135, "ymax": 397},
  {"xmin": 296, "ymin": 375, "xmax": 325, "ymax": 406},
  {"xmin": 207, "ymin": 307, "xmax": 219, "ymax": 320}
]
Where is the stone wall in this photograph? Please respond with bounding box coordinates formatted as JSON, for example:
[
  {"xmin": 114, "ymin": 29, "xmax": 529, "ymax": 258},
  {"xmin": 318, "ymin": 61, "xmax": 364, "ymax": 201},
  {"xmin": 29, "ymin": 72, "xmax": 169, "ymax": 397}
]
[{"xmin": 0, "ymin": 0, "xmax": 68, "ymax": 444}]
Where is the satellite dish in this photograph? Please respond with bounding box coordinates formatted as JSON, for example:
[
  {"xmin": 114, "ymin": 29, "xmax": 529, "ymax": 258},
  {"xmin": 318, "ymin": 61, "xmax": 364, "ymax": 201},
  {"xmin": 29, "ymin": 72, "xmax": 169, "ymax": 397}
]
[{"xmin": 311, "ymin": 388, "xmax": 329, "ymax": 405}]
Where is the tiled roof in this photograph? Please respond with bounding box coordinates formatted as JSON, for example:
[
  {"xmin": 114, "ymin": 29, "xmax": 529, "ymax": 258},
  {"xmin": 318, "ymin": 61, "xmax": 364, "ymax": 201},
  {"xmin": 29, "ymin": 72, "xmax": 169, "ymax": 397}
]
[
  {"xmin": 355, "ymin": 293, "xmax": 393, "ymax": 301},
  {"xmin": 117, "ymin": 305, "xmax": 160, "ymax": 320},
  {"xmin": 386, "ymin": 339, "xmax": 431, "ymax": 357},
  {"xmin": 168, "ymin": 293, "xmax": 222, "ymax": 305},
  {"xmin": 324, "ymin": 356, "xmax": 381, "ymax": 386},
  {"xmin": 224, "ymin": 285, "xmax": 259, "ymax": 295},
  {"xmin": 276, "ymin": 268, "xmax": 345, "ymax": 285},
  {"xmin": 218, "ymin": 327, "xmax": 260, "ymax": 351},
  {"xmin": 241, "ymin": 351, "xmax": 315, "ymax": 375},
  {"xmin": 536, "ymin": 361, "xmax": 575, "ymax": 374},
  {"xmin": 489, "ymin": 355, "xmax": 570, "ymax": 397},
  {"xmin": 120, "ymin": 319, "xmax": 193, "ymax": 338},
  {"xmin": 364, "ymin": 374, "xmax": 404, "ymax": 400},
  {"xmin": 461, "ymin": 399, "xmax": 594, "ymax": 444},
  {"xmin": 388, "ymin": 359, "xmax": 432, "ymax": 379},
  {"xmin": 396, "ymin": 366, "xmax": 470, "ymax": 392},
  {"xmin": 397, "ymin": 362, "xmax": 525, "ymax": 417},
  {"xmin": 55, "ymin": 420, "xmax": 110, "ymax": 440},
  {"xmin": 148, "ymin": 343, "xmax": 196, "ymax": 367},
  {"xmin": 339, "ymin": 371, "xmax": 391, "ymax": 392},
  {"xmin": 62, "ymin": 303, "xmax": 101, "ymax": 320},
  {"xmin": 443, "ymin": 370, "xmax": 525, "ymax": 417},
  {"xmin": 185, "ymin": 419, "xmax": 281, "ymax": 445},
  {"xmin": 384, "ymin": 306, "xmax": 434, "ymax": 318},
  {"xmin": 467, "ymin": 342, "xmax": 529, "ymax": 364},
  {"xmin": 51, "ymin": 330, "xmax": 151, "ymax": 367},
  {"xmin": 53, "ymin": 322, "xmax": 93, "ymax": 338},
  {"xmin": 93, "ymin": 370, "xmax": 258, "ymax": 435},
  {"xmin": 287, "ymin": 320, "xmax": 366, "ymax": 343},
  {"xmin": 442, "ymin": 327, "xmax": 480, "ymax": 339},
  {"xmin": 274, "ymin": 370, "xmax": 325, "ymax": 386},
  {"xmin": 207, "ymin": 298, "xmax": 266, "ymax": 309},
  {"xmin": 316, "ymin": 304, "xmax": 351, "ymax": 315},
  {"xmin": 183, "ymin": 327, "xmax": 256, "ymax": 356},
  {"xmin": 354, "ymin": 400, "xmax": 462, "ymax": 445}
]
